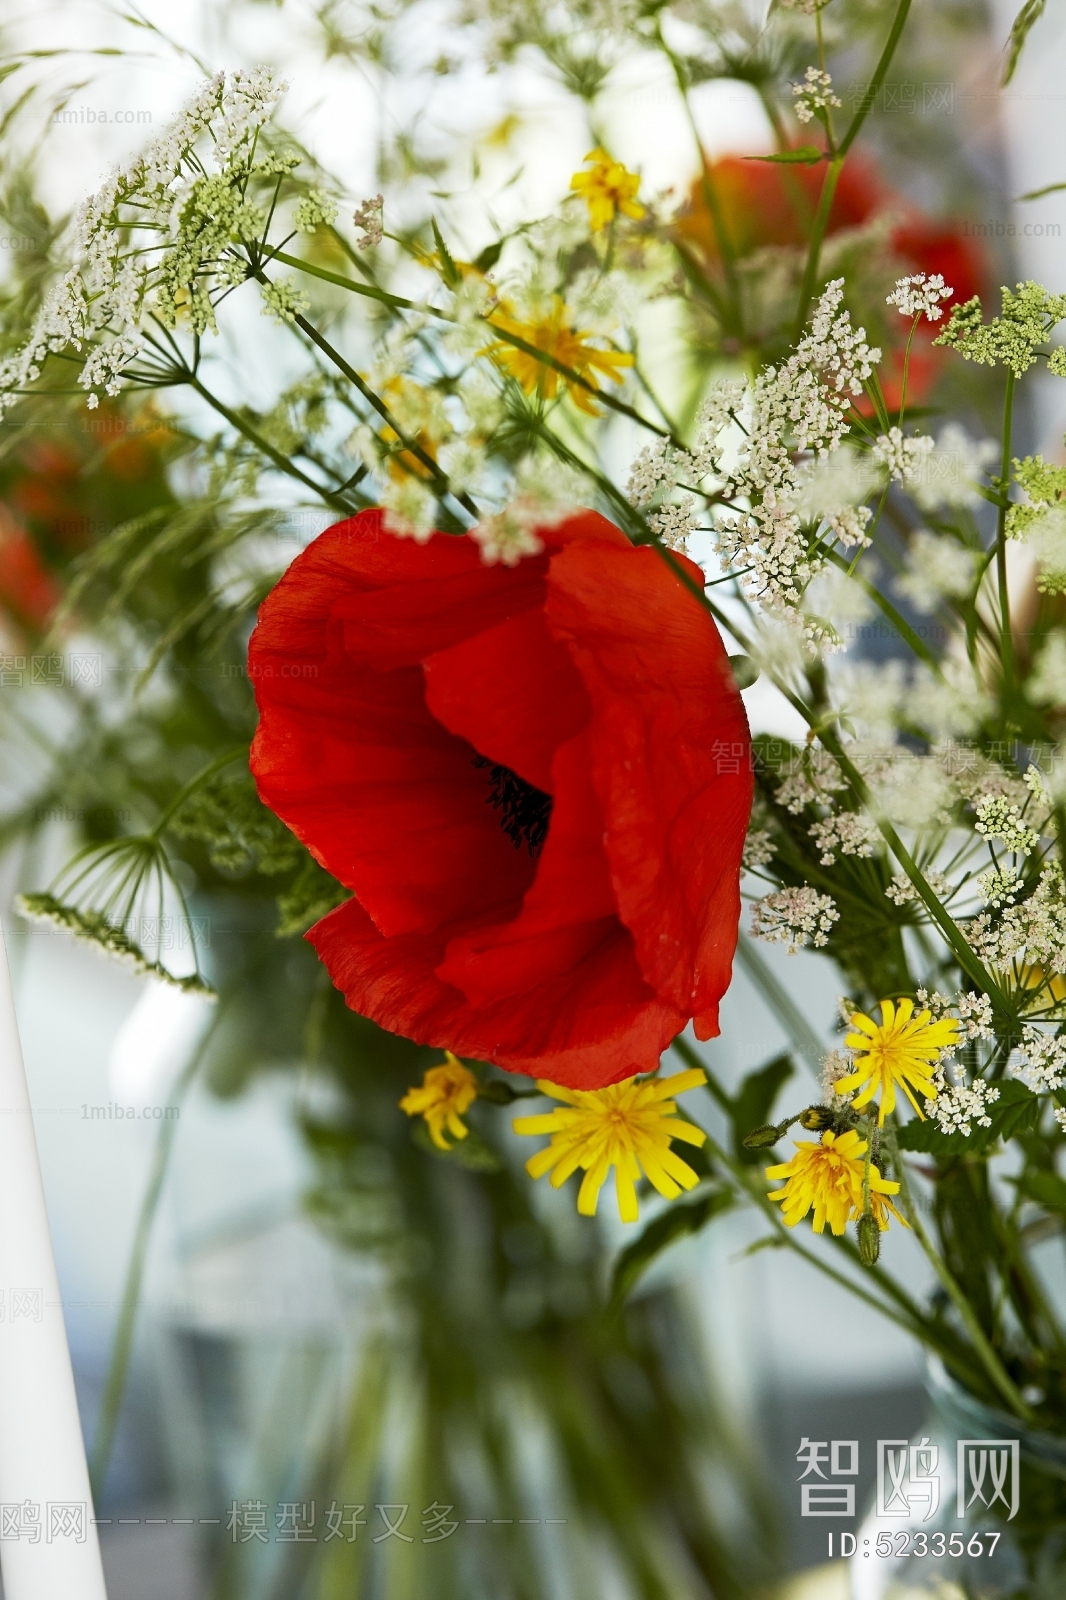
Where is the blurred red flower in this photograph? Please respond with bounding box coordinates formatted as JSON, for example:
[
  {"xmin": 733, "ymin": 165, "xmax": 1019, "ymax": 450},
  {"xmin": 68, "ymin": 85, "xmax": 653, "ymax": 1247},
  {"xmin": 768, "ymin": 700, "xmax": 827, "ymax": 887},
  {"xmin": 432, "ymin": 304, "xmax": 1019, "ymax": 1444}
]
[
  {"xmin": 679, "ymin": 154, "xmax": 985, "ymax": 403},
  {"xmin": 0, "ymin": 511, "xmax": 61, "ymax": 631},
  {"xmin": 249, "ymin": 509, "xmax": 752, "ymax": 1087}
]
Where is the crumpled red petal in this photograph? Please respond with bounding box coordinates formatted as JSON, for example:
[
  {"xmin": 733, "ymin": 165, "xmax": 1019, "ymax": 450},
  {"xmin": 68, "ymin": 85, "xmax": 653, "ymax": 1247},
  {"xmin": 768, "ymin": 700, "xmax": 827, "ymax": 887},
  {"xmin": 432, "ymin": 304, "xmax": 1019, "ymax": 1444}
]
[{"xmin": 545, "ymin": 540, "xmax": 752, "ymax": 1039}]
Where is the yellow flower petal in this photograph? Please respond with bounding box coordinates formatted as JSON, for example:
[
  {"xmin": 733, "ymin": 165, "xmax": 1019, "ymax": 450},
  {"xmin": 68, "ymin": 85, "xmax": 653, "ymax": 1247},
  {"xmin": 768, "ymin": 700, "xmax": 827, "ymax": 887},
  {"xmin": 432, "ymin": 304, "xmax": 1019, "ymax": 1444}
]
[
  {"xmin": 400, "ymin": 1055, "xmax": 478, "ymax": 1148},
  {"xmin": 513, "ymin": 1069, "xmax": 708, "ymax": 1222}
]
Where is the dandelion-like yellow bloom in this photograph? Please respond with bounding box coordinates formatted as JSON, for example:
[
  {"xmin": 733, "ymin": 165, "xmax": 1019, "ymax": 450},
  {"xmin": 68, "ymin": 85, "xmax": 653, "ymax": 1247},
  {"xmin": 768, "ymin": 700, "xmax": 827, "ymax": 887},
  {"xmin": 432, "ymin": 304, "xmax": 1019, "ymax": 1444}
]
[
  {"xmin": 834, "ymin": 999, "xmax": 960, "ymax": 1124},
  {"xmin": 399, "ymin": 1053, "xmax": 478, "ymax": 1149},
  {"xmin": 570, "ymin": 147, "xmax": 646, "ymax": 232},
  {"xmin": 513, "ymin": 1069, "xmax": 708, "ymax": 1223},
  {"xmin": 483, "ymin": 297, "xmax": 633, "ymax": 414},
  {"xmin": 766, "ymin": 1130, "xmax": 904, "ymax": 1236}
]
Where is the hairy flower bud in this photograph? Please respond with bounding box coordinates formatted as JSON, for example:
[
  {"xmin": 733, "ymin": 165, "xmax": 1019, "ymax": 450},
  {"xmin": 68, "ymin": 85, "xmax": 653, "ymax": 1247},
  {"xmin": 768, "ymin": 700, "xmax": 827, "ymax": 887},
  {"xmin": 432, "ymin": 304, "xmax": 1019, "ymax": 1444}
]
[
  {"xmin": 742, "ymin": 1123, "xmax": 783, "ymax": 1150},
  {"xmin": 857, "ymin": 1211, "xmax": 881, "ymax": 1266},
  {"xmin": 799, "ymin": 1106, "xmax": 837, "ymax": 1131}
]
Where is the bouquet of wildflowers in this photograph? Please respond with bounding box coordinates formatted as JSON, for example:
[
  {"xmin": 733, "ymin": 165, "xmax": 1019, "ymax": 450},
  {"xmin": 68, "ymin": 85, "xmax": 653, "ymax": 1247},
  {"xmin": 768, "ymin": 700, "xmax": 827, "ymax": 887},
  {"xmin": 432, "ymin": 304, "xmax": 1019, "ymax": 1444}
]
[{"xmin": 2, "ymin": 0, "xmax": 1065, "ymax": 1591}]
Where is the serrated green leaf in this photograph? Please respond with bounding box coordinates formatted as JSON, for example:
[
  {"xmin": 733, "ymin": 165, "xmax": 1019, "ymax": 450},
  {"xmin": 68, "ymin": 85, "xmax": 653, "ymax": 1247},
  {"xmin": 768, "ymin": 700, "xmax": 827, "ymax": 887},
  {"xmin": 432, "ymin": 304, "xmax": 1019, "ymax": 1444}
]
[
  {"xmin": 748, "ymin": 147, "xmax": 824, "ymax": 166},
  {"xmin": 608, "ymin": 1186, "xmax": 734, "ymax": 1311},
  {"xmin": 897, "ymin": 1079, "xmax": 1040, "ymax": 1158}
]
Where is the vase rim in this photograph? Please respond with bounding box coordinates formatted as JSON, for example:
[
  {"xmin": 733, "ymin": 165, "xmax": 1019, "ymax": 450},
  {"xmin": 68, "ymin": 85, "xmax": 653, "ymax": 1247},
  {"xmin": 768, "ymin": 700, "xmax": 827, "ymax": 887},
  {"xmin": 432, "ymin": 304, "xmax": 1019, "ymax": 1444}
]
[{"xmin": 926, "ymin": 1356, "xmax": 1066, "ymax": 1475}]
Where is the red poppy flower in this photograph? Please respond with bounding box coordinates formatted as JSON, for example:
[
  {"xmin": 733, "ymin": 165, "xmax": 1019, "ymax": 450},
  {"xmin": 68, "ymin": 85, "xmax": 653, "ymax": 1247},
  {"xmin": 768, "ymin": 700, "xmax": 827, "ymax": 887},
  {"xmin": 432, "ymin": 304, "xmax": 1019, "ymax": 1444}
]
[{"xmin": 248, "ymin": 508, "xmax": 752, "ymax": 1088}]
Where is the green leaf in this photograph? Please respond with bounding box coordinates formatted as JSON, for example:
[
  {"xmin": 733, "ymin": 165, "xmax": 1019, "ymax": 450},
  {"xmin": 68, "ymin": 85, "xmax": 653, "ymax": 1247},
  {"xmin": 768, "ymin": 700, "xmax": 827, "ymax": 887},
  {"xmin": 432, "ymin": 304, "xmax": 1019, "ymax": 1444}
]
[
  {"xmin": 732, "ymin": 1234, "xmax": 786, "ymax": 1262},
  {"xmin": 1002, "ymin": 0, "xmax": 1047, "ymax": 86},
  {"xmin": 1018, "ymin": 181, "xmax": 1066, "ymax": 203},
  {"xmin": 474, "ymin": 238, "xmax": 505, "ymax": 272},
  {"xmin": 1013, "ymin": 1168, "xmax": 1066, "ymax": 1211},
  {"xmin": 897, "ymin": 1080, "xmax": 1041, "ymax": 1158},
  {"xmin": 730, "ymin": 1053, "xmax": 794, "ymax": 1164},
  {"xmin": 430, "ymin": 218, "xmax": 461, "ymax": 287},
  {"xmin": 747, "ymin": 147, "xmax": 825, "ymax": 166},
  {"xmin": 608, "ymin": 1186, "xmax": 734, "ymax": 1310},
  {"xmin": 728, "ymin": 653, "xmax": 759, "ymax": 689}
]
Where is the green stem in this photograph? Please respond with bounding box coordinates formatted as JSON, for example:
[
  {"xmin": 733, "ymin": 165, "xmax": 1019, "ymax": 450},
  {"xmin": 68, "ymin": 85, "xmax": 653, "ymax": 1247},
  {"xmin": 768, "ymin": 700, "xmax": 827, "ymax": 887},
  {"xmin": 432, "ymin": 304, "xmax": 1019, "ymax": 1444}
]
[
  {"xmin": 995, "ymin": 370, "xmax": 1017, "ymax": 710},
  {"xmin": 187, "ymin": 374, "xmax": 356, "ymax": 514},
  {"xmin": 89, "ymin": 1039, "xmax": 208, "ymax": 1499},
  {"xmin": 884, "ymin": 1128, "xmax": 1035, "ymax": 1422},
  {"xmin": 824, "ymin": 548, "xmax": 944, "ymax": 674},
  {"xmin": 897, "ymin": 314, "xmax": 921, "ymax": 426},
  {"xmin": 793, "ymin": 157, "xmax": 843, "ymax": 340},
  {"xmin": 732, "ymin": 936, "xmax": 826, "ymax": 1073},
  {"xmin": 268, "ymin": 247, "xmax": 678, "ymax": 445},
  {"xmin": 793, "ymin": 0, "xmax": 914, "ymax": 335},
  {"xmin": 658, "ymin": 33, "xmax": 741, "ymax": 327},
  {"xmin": 149, "ymin": 745, "xmax": 247, "ymax": 839}
]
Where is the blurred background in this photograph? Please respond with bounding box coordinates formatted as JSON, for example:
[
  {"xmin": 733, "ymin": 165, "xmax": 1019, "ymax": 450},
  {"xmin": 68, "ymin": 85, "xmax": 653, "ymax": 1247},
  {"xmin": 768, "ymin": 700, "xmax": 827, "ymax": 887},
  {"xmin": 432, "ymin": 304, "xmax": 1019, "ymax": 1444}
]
[{"xmin": 1, "ymin": 1, "xmax": 1064, "ymax": 1596}]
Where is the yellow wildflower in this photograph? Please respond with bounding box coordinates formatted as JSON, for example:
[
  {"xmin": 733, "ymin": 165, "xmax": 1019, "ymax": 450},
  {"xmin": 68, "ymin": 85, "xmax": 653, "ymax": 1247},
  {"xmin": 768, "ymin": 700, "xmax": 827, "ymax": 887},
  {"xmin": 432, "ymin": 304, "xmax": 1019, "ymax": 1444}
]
[
  {"xmin": 834, "ymin": 998, "xmax": 960, "ymax": 1124},
  {"xmin": 570, "ymin": 147, "xmax": 646, "ymax": 232},
  {"xmin": 766, "ymin": 1130, "xmax": 904, "ymax": 1236},
  {"xmin": 400, "ymin": 1053, "xmax": 478, "ymax": 1149},
  {"xmin": 483, "ymin": 297, "xmax": 633, "ymax": 414},
  {"xmin": 513, "ymin": 1069, "xmax": 708, "ymax": 1224}
]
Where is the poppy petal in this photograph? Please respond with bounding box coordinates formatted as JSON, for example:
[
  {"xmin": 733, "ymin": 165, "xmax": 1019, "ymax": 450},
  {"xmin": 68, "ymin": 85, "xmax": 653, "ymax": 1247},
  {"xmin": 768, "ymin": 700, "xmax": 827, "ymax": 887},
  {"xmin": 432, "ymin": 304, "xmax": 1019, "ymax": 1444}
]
[
  {"xmin": 424, "ymin": 606, "xmax": 590, "ymax": 793},
  {"xmin": 545, "ymin": 540, "xmax": 752, "ymax": 1037},
  {"xmin": 249, "ymin": 521, "xmax": 536, "ymax": 936},
  {"xmin": 437, "ymin": 733, "xmax": 618, "ymax": 1004},
  {"xmin": 308, "ymin": 895, "xmax": 684, "ymax": 1089}
]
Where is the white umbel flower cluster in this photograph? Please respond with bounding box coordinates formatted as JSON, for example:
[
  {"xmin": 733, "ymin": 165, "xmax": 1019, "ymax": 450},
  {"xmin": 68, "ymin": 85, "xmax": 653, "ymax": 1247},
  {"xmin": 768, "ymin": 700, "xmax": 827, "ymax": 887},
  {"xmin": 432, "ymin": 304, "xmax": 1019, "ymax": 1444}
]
[
  {"xmin": 977, "ymin": 865, "xmax": 1022, "ymax": 909},
  {"xmin": 957, "ymin": 991, "xmax": 995, "ymax": 1041},
  {"xmin": 885, "ymin": 869, "xmax": 953, "ymax": 906},
  {"xmin": 626, "ymin": 381, "xmax": 746, "ymax": 555},
  {"xmin": 872, "ymin": 428, "xmax": 935, "ymax": 485},
  {"xmin": 750, "ymin": 885, "xmax": 840, "ymax": 953},
  {"xmin": 352, "ymin": 194, "xmax": 384, "ymax": 249},
  {"xmin": 742, "ymin": 828, "xmax": 776, "ymax": 871},
  {"xmin": 1013, "ymin": 1025, "xmax": 1066, "ymax": 1093},
  {"xmin": 974, "ymin": 795, "xmax": 1040, "ymax": 854},
  {"xmin": 808, "ymin": 810, "xmax": 880, "ymax": 865},
  {"xmin": 893, "ymin": 529, "xmax": 976, "ymax": 614},
  {"xmin": 969, "ymin": 864, "xmax": 1066, "ymax": 975},
  {"xmin": 792, "ymin": 68, "xmax": 842, "ymax": 124},
  {"xmin": 925, "ymin": 1070, "xmax": 1000, "ymax": 1135},
  {"xmin": 0, "ymin": 68, "xmax": 286, "ymax": 411},
  {"xmin": 821, "ymin": 1048, "xmax": 854, "ymax": 1110},
  {"xmin": 630, "ymin": 286, "xmax": 879, "ymax": 621},
  {"xmin": 886, "ymin": 272, "xmax": 953, "ymax": 323},
  {"xmin": 711, "ymin": 281, "xmax": 880, "ymax": 628}
]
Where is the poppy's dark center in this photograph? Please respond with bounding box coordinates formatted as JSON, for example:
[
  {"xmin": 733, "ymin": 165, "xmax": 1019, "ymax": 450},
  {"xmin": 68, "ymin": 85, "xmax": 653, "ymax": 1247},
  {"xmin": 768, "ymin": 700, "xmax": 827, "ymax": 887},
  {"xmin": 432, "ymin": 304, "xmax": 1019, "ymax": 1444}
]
[{"xmin": 473, "ymin": 755, "xmax": 552, "ymax": 858}]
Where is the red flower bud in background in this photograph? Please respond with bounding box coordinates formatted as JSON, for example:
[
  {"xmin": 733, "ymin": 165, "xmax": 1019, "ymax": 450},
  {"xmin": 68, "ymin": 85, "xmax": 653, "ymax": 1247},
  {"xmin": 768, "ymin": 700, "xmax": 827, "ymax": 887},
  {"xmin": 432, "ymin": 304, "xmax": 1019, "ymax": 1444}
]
[
  {"xmin": 677, "ymin": 153, "xmax": 985, "ymax": 406},
  {"xmin": 249, "ymin": 509, "xmax": 752, "ymax": 1088}
]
